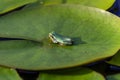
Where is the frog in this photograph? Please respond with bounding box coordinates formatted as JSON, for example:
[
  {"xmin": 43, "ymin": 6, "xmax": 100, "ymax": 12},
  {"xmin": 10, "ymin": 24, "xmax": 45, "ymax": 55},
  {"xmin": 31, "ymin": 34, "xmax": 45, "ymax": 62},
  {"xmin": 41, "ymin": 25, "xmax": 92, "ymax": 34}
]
[{"xmin": 49, "ymin": 31, "xmax": 73, "ymax": 45}]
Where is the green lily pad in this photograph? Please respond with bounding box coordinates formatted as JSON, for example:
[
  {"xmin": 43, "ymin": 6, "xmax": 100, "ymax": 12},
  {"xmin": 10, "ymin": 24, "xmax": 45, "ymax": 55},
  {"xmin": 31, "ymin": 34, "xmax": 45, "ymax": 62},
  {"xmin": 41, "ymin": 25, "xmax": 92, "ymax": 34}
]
[
  {"xmin": 0, "ymin": 67, "xmax": 22, "ymax": 80},
  {"xmin": 0, "ymin": 0, "xmax": 37, "ymax": 14},
  {"xmin": 0, "ymin": 5, "xmax": 120, "ymax": 70},
  {"xmin": 107, "ymin": 74, "xmax": 120, "ymax": 80},
  {"xmin": 107, "ymin": 50, "xmax": 120, "ymax": 66},
  {"xmin": 38, "ymin": 0, "xmax": 115, "ymax": 10},
  {"xmin": 37, "ymin": 67, "xmax": 105, "ymax": 80}
]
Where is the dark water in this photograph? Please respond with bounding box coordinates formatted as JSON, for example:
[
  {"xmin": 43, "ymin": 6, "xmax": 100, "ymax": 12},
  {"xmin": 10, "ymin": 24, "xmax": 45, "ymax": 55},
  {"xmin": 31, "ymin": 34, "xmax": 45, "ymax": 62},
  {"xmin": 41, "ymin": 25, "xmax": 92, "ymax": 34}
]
[
  {"xmin": 17, "ymin": 70, "xmax": 39, "ymax": 80},
  {"xmin": 108, "ymin": 0, "xmax": 120, "ymax": 16}
]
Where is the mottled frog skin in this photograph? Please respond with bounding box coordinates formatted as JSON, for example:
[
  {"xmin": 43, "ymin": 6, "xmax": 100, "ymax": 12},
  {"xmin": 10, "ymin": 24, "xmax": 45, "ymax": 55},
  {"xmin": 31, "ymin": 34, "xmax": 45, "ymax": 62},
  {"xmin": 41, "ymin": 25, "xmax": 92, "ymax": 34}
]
[{"xmin": 49, "ymin": 31, "xmax": 73, "ymax": 45}]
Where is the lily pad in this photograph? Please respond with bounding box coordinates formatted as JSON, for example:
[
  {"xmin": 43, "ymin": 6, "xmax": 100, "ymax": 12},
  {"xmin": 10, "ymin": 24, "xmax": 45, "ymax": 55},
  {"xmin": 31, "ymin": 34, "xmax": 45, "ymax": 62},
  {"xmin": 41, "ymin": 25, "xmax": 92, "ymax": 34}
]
[
  {"xmin": 107, "ymin": 74, "xmax": 120, "ymax": 80},
  {"xmin": 37, "ymin": 67, "xmax": 105, "ymax": 80},
  {"xmin": 0, "ymin": 67, "xmax": 22, "ymax": 80},
  {"xmin": 107, "ymin": 50, "xmax": 120, "ymax": 66},
  {"xmin": 0, "ymin": 0, "xmax": 37, "ymax": 14},
  {"xmin": 0, "ymin": 5, "xmax": 120, "ymax": 70},
  {"xmin": 38, "ymin": 0, "xmax": 115, "ymax": 10}
]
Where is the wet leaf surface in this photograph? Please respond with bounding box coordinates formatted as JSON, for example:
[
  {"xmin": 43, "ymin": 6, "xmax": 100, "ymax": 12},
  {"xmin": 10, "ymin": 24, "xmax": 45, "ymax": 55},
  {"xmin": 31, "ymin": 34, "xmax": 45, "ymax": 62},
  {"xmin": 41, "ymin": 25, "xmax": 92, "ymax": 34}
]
[
  {"xmin": 37, "ymin": 67, "xmax": 105, "ymax": 80},
  {"xmin": 38, "ymin": 0, "xmax": 115, "ymax": 10},
  {"xmin": 0, "ymin": 67, "xmax": 22, "ymax": 80},
  {"xmin": 107, "ymin": 50, "xmax": 120, "ymax": 66},
  {"xmin": 107, "ymin": 74, "xmax": 120, "ymax": 80},
  {"xmin": 0, "ymin": 5, "xmax": 120, "ymax": 70},
  {"xmin": 0, "ymin": 0, "xmax": 37, "ymax": 14}
]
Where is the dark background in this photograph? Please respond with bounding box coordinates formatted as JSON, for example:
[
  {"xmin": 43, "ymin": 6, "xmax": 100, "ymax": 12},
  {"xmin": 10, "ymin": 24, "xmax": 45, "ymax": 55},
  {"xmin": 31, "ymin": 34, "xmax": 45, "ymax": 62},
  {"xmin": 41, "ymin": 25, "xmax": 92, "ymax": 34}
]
[{"xmin": 109, "ymin": 0, "xmax": 120, "ymax": 16}]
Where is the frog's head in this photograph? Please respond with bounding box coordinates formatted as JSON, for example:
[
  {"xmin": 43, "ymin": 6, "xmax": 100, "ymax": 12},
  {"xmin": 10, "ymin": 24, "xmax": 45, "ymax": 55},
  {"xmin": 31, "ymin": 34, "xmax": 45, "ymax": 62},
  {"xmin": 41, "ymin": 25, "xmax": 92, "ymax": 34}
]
[{"xmin": 49, "ymin": 31, "xmax": 58, "ymax": 43}]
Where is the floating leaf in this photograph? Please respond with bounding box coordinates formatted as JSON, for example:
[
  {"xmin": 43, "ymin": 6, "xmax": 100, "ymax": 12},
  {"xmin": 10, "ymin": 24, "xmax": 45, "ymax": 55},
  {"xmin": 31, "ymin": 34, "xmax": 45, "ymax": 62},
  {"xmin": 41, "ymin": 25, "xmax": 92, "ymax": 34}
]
[
  {"xmin": 107, "ymin": 74, "xmax": 120, "ymax": 80},
  {"xmin": 0, "ymin": 5, "xmax": 120, "ymax": 70},
  {"xmin": 0, "ymin": 67, "xmax": 22, "ymax": 80},
  {"xmin": 0, "ymin": 0, "xmax": 37, "ymax": 14},
  {"xmin": 37, "ymin": 67, "xmax": 105, "ymax": 80},
  {"xmin": 38, "ymin": 0, "xmax": 115, "ymax": 10},
  {"xmin": 107, "ymin": 50, "xmax": 120, "ymax": 66}
]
